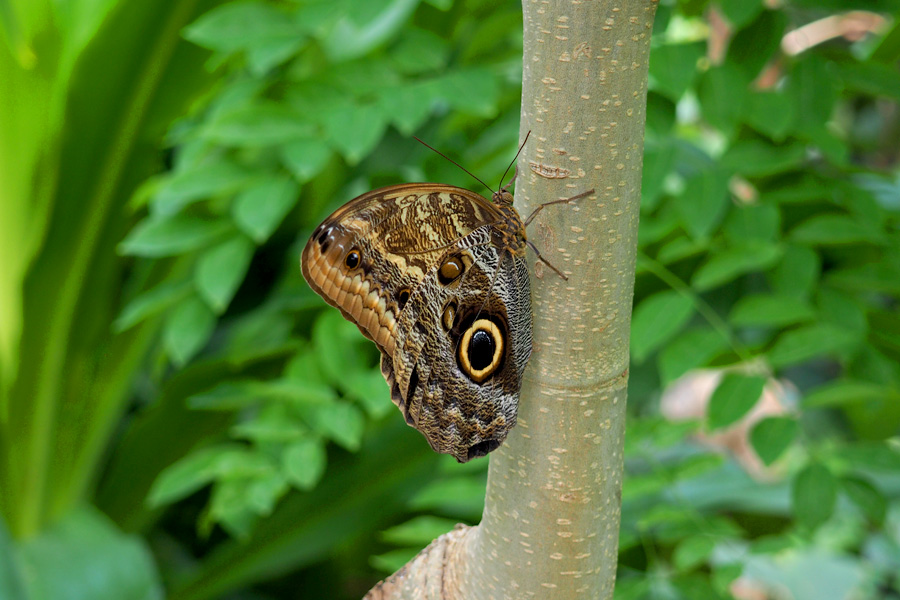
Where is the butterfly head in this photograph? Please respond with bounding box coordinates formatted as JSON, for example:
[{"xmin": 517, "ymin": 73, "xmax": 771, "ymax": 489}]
[{"xmin": 492, "ymin": 189, "xmax": 514, "ymax": 207}]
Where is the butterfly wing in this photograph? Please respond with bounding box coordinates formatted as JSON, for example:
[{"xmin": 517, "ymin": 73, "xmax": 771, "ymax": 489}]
[{"xmin": 301, "ymin": 183, "xmax": 530, "ymax": 462}]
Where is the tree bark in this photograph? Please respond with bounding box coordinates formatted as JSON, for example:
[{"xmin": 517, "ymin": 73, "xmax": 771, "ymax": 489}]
[{"xmin": 366, "ymin": 0, "xmax": 657, "ymax": 597}]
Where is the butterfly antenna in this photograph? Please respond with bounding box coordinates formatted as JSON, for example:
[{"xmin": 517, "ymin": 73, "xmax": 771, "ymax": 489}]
[
  {"xmin": 499, "ymin": 130, "xmax": 530, "ymax": 191},
  {"xmin": 414, "ymin": 136, "xmax": 492, "ymax": 192}
]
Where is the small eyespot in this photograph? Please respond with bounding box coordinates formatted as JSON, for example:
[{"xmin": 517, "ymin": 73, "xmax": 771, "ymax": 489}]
[
  {"xmin": 397, "ymin": 288, "xmax": 411, "ymax": 311},
  {"xmin": 441, "ymin": 301, "xmax": 457, "ymax": 331},
  {"xmin": 345, "ymin": 249, "xmax": 361, "ymax": 269},
  {"xmin": 438, "ymin": 256, "xmax": 464, "ymax": 285},
  {"xmin": 458, "ymin": 319, "xmax": 504, "ymax": 383}
]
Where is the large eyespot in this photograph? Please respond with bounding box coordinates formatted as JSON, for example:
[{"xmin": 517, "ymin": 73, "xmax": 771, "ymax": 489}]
[
  {"xmin": 345, "ymin": 249, "xmax": 361, "ymax": 269},
  {"xmin": 397, "ymin": 287, "xmax": 411, "ymax": 311},
  {"xmin": 438, "ymin": 255, "xmax": 464, "ymax": 285},
  {"xmin": 458, "ymin": 319, "xmax": 504, "ymax": 383}
]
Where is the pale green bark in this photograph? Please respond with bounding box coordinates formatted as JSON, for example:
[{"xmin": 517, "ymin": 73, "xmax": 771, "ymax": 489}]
[{"xmin": 367, "ymin": 1, "xmax": 656, "ymax": 597}]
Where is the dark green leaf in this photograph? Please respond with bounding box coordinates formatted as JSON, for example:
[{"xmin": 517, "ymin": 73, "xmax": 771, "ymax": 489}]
[
  {"xmin": 769, "ymin": 244, "xmax": 820, "ymax": 299},
  {"xmin": 742, "ymin": 91, "xmax": 794, "ymax": 140},
  {"xmin": 114, "ymin": 281, "xmax": 192, "ymax": 332},
  {"xmin": 792, "ymin": 463, "xmax": 837, "ymax": 530},
  {"xmin": 691, "ymin": 241, "xmax": 782, "ymax": 290},
  {"xmin": 437, "ymin": 68, "xmax": 500, "ymax": 117},
  {"xmin": 152, "ymin": 159, "xmax": 255, "ymax": 215},
  {"xmin": 119, "ymin": 216, "xmax": 231, "ymax": 257},
  {"xmin": 673, "ymin": 167, "xmax": 730, "ymax": 239},
  {"xmin": 673, "ymin": 535, "xmax": 717, "ymax": 571},
  {"xmin": 788, "ymin": 57, "xmax": 836, "ymax": 135},
  {"xmin": 803, "ymin": 380, "xmax": 900, "ymax": 409},
  {"xmin": 697, "ymin": 64, "xmax": 749, "ymax": 136},
  {"xmin": 320, "ymin": 101, "xmax": 387, "ymax": 164},
  {"xmin": 727, "ymin": 10, "xmax": 786, "ymax": 78},
  {"xmin": 390, "ymin": 28, "xmax": 448, "ymax": 74},
  {"xmin": 767, "ymin": 324, "xmax": 862, "ymax": 368},
  {"xmin": 649, "ymin": 42, "xmax": 704, "ymax": 100},
  {"xmin": 184, "ymin": 2, "xmax": 305, "ymax": 53},
  {"xmin": 299, "ymin": 402, "xmax": 366, "ymax": 451},
  {"xmin": 721, "ymin": 141, "xmax": 805, "ymax": 177},
  {"xmin": 279, "ymin": 139, "xmax": 331, "ymax": 184},
  {"xmin": 791, "ymin": 214, "xmax": 884, "ymax": 246},
  {"xmin": 232, "ymin": 175, "xmax": 300, "ymax": 242},
  {"xmin": 203, "ymin": 102, "xmax": 314, "ymax": 146},
  {"xmin": 380, "ymin": 516, "xmax": 458, "ymax": 546},
  {"xmin": 841, "ymin": 476, "xmax": 887, "ymax": 524},
  {"xmin": 148, "ymin": 444, "xmax": 246, "ymax": 507},
  {"xmin": 658, "ymin": 328, "xmax": 730, "ymax": 384},
  {"xmin": 716, "ymin": 0, "xmax": 762, "ymax": 28},
  {"xmin": 630, "ymin": 290, "xmax": 695, "ymax": 363},
  {"xmin": 195, "ymin": 236, "xmax": 255, "ymax": 313},
  {"xmin": 282, "ymin": 439, "xmax": 327, "ymax": 490},
  {"xmin": 163, "ymin": 296, "xmax": 217, "ymax": 366},
  {"xmin": 750, "ymin": 416, "xmax": 798, "ymax": 465},
  {"xmin": 708, "ymin": 373, "xmax": 766, "ymax": 430},
  {"xmin": 641, "ymin": 140, "xmax": 676, "ymax": 210},
  {"xmin": 729, "ymin": 294, "xmax": 816, "ymax": 327}
]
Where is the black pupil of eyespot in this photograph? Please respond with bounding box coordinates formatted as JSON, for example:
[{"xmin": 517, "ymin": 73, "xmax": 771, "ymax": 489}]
[
  {"xmin": 346, "ymin": 251, "xmax": 360, "ymax": 268},
  {"xmin": 398, "ymin": 289, "xmax": 410, "ymax": 308},
  {"xmin": 468, "ymin": 329, "xmax": 495, "ymax": 371}
]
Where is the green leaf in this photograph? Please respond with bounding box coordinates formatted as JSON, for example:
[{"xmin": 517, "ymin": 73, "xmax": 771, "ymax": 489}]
[
  {"xmin": 791, "ymin": 214, "xmax": 884, "ymax": 246},
  {"xmin": 769, "ymin": 244, "xmax": 820, "ymax": 299},
  {"xmin": 279, "ymin": 139, "xmax": 331, "ymax": 184},
  {"xmin": 792, "ymin": 463, "xmax": 837, "ymax": 530},
  {"xmin": 767, "ymin": 324, "xmax": 862, "ymax": 369},
  {"xmin": 673, "ymin": 167, "xmax": 729, "ymax": 239},
  {"xmin": 726, "ymin": 9, "xmax": 786, "ymax": 79},
  {"xmin": 230, "ymin": 404, "xmax": 307, "ymax": 443},
  {"xmin": 803, "ymin": 380, "xmax": 900, "ymax": 409},
  {"xmin": 841, "ymin": 477, "xmax": 887, "ymax": 524},
  {"xmin": 833, "ymin": 61, "xmax": 900, "ymax": 101},
  {"xmin": 716, "ymin": 0, "xmax": 762, "ymax": 28},
  {"xmin": 184, "ymin": 1, "xmax": 305, "ymax": 53},
  {"xmin": 232, "ymin": 175, "xmax": 300, "ymax": 242},
  {"xmin": 742, "ymin": 91, "xmax": 794, "ymax": 140},
  {"xmin": 749, "ymin": 416, "xmax": 798, "ymax": 465},
  {"xmin": 195, "ymin": 236, "xmax": 255, "ymax": 313},
  {"xmin": 409, "ymin": 477, "xmax": 486, "ymax": 518},
  {"xmin": 658, "ymin": 328, "xmax": 730, "ymax": 384},
  {"xmin": 119, "ymin": 215, "xmax": 231, "ymax": 257},
  {"xmin": 828, "ymin": 262, "xmax": 900, "ymax": 296},
  {"xmin": 436, "ymin": 68, "xmax": 501, "ymax": 117},
  {"xmin": 379, "ymin": 81, "xmax": 438, "ymax": 135},
  {"xmin": 17, "ymin": 508, "xmax": 163, "ymax": 600},
  {"xmin": 152, "ymin": 159, "xmax": 255, "ymax": 215},
  {"xmin": 299, "ymin": 402, "xmax": 366, "ymax": 451},
  {"xmin": 390, "ymin": 28, "xmax": 448, "ymax": 74},
  {"xmin": 370, "ymin": 548, "xmax": 421, "ymax": 574},
  {"xmin": 282, "ymin": 439, "xmax": 327, "ymax": 490},
  {"xmin": 697, "ymin": 64, "xmax": 749, "ymax": 136},
  {"xmin": 148, "ymin": 445, "xmax": 243, "ymax": 507},
  {"xmin": 707, "ymin": 373, "xmax": 766, "ymax": 430},
  {"xmin": 721, "ymin": 141, "xmax": 805, "ymax": 177},
  {"xmin": 691, "ymin": 242, "xmax": 782, "ymax": 291},
  {"xmin": 320, "ymin": 100, "xmax": 387, "ymax": 164},
  {"xmin": 188, "ymin": 379, "xmax": 337, "ymax": 411},
  {"xmin": 203, "ymin": 102, "xmax": 314, "ymax": 146},
  {"xmin": 163, "ymin": 296, "xmax": 217, "ymax": 366},
  {"xmin": 114, "ymin": 280, "xmax": 192, "ymax": 332},
  {"xmin": 649, "ymin": 42, "xmax": 704, "ymax": 100},
  {"xmin": 788, "ymin": 57, "xmax": 836, "ymax": 135},
  {"xmin": 320, "ymin": 0, "xmax": 420, "ymax": 61},
  {"xmin": 380, "ymin": 516, "xmax": 459, "ymax": 546},
  {"xmin": 729, "ymin": 294, "xmax": 816, "ymax": 327},
  {"xmin": 630, "ymin": 290, "xmax": 695, "ymax": 363},
  {"xmin": 722, "ymin": 202, "xmax": 779, "ymax": 244},
  {"xmin": 0, "ymin": 519, "xmax": 27, "ymax": 600},
  {"xmin": 673, "ymin": 535, "xmax": 717, "ymax": 571}
]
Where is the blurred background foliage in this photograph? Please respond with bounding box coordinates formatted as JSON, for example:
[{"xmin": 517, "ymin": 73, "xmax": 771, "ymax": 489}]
[{"xmin": 1, "ymin": 0, "xmax": 899, "ymax": 598}]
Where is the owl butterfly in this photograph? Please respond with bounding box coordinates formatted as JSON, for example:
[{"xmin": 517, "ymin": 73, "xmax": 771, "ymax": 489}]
[{"xmin": 301, "ymin": 135, "xmax": 592, "ymax": 462}]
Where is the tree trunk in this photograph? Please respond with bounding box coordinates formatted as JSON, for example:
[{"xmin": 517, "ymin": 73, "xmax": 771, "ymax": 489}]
[{"xmin": 366, "ymin": 0, "xmax": 657, "ymax": 597}]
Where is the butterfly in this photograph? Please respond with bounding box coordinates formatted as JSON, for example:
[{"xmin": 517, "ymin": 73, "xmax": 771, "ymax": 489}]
[{"xmin": 301, "ymin": 136, "xmax": 592, "ymax": 462}]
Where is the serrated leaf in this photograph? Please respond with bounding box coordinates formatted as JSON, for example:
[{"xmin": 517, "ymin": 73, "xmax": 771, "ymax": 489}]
[
  {"xmin": 750, "ymin": 416, "xmax": 797, "ymax": 465},
  {"xmin": 792, "ymin": 463, "xmax": 837, "ymax": 530},
  {"xmin": 195, "ymin": 236, "xmax": 255, "ymax": 313},
  {"xmin": 673, "ymin": 167, "xmax": 730, "ymax": 239},
  {"xmin": 119, "ymin": 215, "xmax": 231, "ymax": 257},
  {"xmin": 767, "ymin": 324, "xmax": 861, "ymax": 368},
  {"xmin": 114, "ymin": 281, "xmax": 192, "ymax": 332},
  {"xmin": 232, "ymin": 175, "xmax": 299, "ymax": 242},
  {"xmin": 630, "ymin": 290, "xmax": 695, "ymax": 363},
  {"xmin": 282, "ymin": 438, "xmax": 327, "ymax": 490},
  {"xmin": 708, "ymin": 373, "xmax": 766, "ymax": 430},
  {"xmin": 691, "ymin": 242, "xmax": 782, "ymax": 291},
  {"xmin": 728, "ymin": 294, "xmax": 816, "ymax": 327},
  {"xmin": 163, "ymin": 296, "xmax": 217, "ymax": 366},
  {"xmin": 279, "ymin": 139, "xmax": 331, "ymax": 184}
]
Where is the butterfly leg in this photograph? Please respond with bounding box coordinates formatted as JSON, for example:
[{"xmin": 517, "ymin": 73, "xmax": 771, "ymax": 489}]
[
  {"xmin": 526, "ymin": 240, "xmax": 568, "ymax": 281},
  {"xmin": 523, "ymin": 188, "xmax": 594, "ymax": 227}
]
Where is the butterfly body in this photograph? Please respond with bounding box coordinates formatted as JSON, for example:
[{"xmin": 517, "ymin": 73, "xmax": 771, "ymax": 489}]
[{"xmin": 302, "ymin": 183, "xmax": 532, "ymax": 462}]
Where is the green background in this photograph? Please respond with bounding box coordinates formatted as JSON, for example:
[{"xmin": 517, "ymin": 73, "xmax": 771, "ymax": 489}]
[{"xmin": 1, "ymin": 0, "xmax": 899, "ymax": 598}]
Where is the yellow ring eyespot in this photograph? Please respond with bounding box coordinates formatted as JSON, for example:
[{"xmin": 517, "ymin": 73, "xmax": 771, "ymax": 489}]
[
  {"xmin": 345, "ymin": 249, "xmax": 361, "ymax": 269},
  {"xmin": 397, "ymin": 287, "xmax": 411, "ymax": 310},
  {"xmin": 442, "ymin": 301, "xmax": 457, "ymax": 331},
  {"xmin": 458, "ymin": 319, "xmax": 504, "ymax": 383}
]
